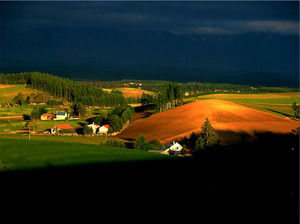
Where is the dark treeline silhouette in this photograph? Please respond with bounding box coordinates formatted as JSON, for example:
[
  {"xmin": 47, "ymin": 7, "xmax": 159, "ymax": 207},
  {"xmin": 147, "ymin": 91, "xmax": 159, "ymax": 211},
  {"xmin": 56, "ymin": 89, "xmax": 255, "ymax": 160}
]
[
  {"xmin": 88, "ymin": 79, "xmax": 298, "ymax": 93},
  {"xmin": 0, "ymin": 72, "xmax": 126, "ymax": 106}
]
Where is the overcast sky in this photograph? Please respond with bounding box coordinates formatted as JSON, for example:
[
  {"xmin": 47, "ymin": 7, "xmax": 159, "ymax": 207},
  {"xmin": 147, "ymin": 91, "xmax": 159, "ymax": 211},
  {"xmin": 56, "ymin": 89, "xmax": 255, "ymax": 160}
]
[{"xmin": 0, "ymin": 1, "xmax": 299, "ymax": 86}]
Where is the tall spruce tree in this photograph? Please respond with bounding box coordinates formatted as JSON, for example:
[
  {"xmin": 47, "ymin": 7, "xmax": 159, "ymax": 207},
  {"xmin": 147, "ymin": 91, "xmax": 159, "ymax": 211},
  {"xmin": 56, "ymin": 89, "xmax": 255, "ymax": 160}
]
[{"xmin": 195, "ymin": 118, "xmax": 219, "ymax": 150}]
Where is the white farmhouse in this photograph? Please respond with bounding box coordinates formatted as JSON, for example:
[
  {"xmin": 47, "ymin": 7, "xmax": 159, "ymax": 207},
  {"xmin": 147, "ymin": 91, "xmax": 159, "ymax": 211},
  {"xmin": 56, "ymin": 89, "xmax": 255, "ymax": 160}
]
[
  {"xmin": 54, "ymin": 112, "xmax": 69, "ymax": 120},
  {"xmin": 87, "ymin": 122, "xmax": 100, "ymax": 134},
  {"xmin": 161, "ymin": 141, "xmax": 183, "ymax": 155},
  {"xmin": 99, "ymin": 125, "xmax": 110, "ymax": 135}
]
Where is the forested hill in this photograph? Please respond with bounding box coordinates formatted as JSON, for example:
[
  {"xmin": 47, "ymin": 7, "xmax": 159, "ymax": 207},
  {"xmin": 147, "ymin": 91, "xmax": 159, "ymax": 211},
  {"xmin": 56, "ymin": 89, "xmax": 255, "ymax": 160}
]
[{"xmin": 0, "ymin": 72, "xmax": 126, "ymax": 106}]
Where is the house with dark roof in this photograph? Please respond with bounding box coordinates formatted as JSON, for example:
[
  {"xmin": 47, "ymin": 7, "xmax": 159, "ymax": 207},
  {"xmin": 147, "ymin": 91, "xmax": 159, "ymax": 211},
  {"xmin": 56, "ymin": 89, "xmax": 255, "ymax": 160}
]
[{"xmin": 54, "ymin": 112, "xmax": 69, "ymax": 120}]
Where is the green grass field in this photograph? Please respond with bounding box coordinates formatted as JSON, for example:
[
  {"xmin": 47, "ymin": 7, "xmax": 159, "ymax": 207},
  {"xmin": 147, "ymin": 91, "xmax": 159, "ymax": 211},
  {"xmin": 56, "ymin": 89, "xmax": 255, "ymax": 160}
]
[
  {"xmin": 0, "ymin": 85, "xmax": 39, "ymax": 103},
  {"xmin": 0, "ymin": 136, "xmax": 169, "ymax": 171},
  {"xmin": 188, "ymin": 92, "xmax": 300, "ymax": 118}
]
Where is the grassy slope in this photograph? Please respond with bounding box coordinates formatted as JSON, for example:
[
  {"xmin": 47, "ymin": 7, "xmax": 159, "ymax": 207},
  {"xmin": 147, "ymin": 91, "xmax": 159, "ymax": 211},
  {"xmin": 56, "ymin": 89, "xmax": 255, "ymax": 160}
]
[
  {"xmin": 0, "ymin": 85, "xmax": 40, "ymax": 103},
  {"xmin": 0, "ymin": 137, "xmax": 168, "ymax": 171},
  {"xmin": 190, "ymin": 92, "xmax": 300, "ymax": 118}
]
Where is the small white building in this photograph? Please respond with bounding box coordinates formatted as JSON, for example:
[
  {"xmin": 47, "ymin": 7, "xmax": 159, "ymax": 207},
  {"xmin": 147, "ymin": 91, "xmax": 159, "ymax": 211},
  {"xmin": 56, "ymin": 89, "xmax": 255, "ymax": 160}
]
[
  {"xmin": 54, "ymin": 112, "xmax": 69, "ymax": 120},
  {"xmin": 99, "ymin": 125, "xmax": 110, "ymax": 134},
  {"xmin": 161, "ymin": 141, "xmax": 183, "ymax": 155},
  {"xmin": 87, "ymin": 122, "xmax": 100, "ymax": 134}
]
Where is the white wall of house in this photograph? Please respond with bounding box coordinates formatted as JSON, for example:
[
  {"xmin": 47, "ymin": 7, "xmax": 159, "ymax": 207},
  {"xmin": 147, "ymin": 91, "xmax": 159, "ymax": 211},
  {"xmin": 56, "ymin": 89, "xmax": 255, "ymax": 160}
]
[
  {"xmin": 99, "ymin": 126, "xmax": 108, "ymax": 134},
  {"xmin": 162, "ymin": 142, "xmax": 183, "ymax": 154},
  {"xmin": 88, "ymin": 124, "xmax": 99, "ymax": 134}
]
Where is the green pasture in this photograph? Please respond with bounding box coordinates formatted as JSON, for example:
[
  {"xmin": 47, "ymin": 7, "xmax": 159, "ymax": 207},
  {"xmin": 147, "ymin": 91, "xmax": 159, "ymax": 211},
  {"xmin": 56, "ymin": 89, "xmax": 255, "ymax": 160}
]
[
  {"xmin": 0, "ymin": 136, "xmax": 168, "ymax": 171},
  {"xmin": 34, "ymin": 120, "xmax": 83, "ymax": 131},
  {"xmin": 0, "ymin": 134, "xmax": 111, "ymax": 145},
  {"xmin": 0, "ymin": 85, "xmax": 37, "ymax": 103},
  {"xmin": 0, "ymin": 120, "xmax": 26, "ymax": 132}
]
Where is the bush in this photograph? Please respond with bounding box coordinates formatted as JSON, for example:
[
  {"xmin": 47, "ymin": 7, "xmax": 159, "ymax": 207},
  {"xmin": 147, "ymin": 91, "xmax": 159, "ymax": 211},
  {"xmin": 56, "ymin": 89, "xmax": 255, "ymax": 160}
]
[
  {"xmin": 83, "ymin": 124, "xmax": 93, "ymax": 136},
  {"xmin": 134, "ymin": 134, "xmax": 148, "ymax": 150},
  {"xmin": 148, "ymin": 139, "xmax": 164, "ymax": 150},
  {"xmin": 23, "ymin": 114, "xmax": 31, "ymax": 120},
  {"xmin": 142, "ymin": 143, "xmax": 156, "ymax": 151},
  {"xmin": 102, "ymin": 139, "xmax": 125, "ymax": 148}
]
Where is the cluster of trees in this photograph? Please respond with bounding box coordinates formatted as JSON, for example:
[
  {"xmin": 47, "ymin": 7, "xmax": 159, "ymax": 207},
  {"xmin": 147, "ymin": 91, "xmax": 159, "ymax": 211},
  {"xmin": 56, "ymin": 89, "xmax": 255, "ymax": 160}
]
[
  {"xmin": 29, "ymin": 107, "xmax": 48, "ymax": 120},
  {"xmin": 71, "ymin": 103, "xmax": 85, "ymax": 117},
  {"xmin": 140, "ymin": 93, "xmax": 155, "ymax": 106},
  {"xmin": 13, "ymin": 92, "xmax": 51, "ymax": 105},
  {"xmin": 291, "ymin": 102, "xmax": 299, "ymax": 119},
  {"xmin": 180, "ymin": 118, "xmax": 219, "ymax": 152},
  {"xmin": 156, "ymin": 82, "xmax": 184, "ymax": 112},
  {"xmin": 0, "ymin": 72, "xmax": 127, "ymax": 106},
  {"xmin": 90, "ymin": 105, "xmax": 135, "ymax": 133},
  {"xmin": 134, "ymin": 134, "xmax": 163, "ymax": 151}
]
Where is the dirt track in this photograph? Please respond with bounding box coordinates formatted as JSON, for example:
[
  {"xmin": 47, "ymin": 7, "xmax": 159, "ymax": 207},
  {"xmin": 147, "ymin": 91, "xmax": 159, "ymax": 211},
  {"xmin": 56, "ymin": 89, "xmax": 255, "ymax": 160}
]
[{"xmin": 117, "ymin": 99, "xmax": 299, "ymax": 143}]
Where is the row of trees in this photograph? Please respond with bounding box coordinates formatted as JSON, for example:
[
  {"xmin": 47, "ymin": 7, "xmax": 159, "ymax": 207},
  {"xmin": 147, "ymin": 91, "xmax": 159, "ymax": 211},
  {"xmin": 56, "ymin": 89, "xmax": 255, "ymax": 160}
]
[
  {"xmin": 156, "ymin": 82, "xmax": 184, "ymax": 112},
  {"xmin": 139, "ymin": 82, "xmax": 184, "ymax": 112},
  {"xmin": 0, "ymin": 72, "xmax": 127, "ymax": 106}
]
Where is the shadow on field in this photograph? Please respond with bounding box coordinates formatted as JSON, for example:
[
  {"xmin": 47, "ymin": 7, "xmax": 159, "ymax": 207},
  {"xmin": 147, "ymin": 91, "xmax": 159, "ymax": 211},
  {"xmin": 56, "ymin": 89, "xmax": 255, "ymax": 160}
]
[
  {"xmin": 266, "ymin": 108, "xmax": 295, "ymax": 119},
  {"xmin": 0, "ymin": 131, "xmax": 298, "ymax": 222}
]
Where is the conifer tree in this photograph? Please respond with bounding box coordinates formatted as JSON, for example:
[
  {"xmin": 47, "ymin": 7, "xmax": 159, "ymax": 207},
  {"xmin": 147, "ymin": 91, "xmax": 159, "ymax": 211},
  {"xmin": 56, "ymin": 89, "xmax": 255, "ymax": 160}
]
[{"xmin": 195, "ymin": 118, "xmax": 219, "ymax": 150}]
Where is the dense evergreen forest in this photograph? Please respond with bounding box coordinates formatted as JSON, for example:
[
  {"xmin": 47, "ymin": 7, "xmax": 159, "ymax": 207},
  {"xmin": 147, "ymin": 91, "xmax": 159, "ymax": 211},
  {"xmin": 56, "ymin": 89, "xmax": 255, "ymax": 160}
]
[{"xmin": 0, "ymin": 72, "xmax": 126, "ymax": 106}]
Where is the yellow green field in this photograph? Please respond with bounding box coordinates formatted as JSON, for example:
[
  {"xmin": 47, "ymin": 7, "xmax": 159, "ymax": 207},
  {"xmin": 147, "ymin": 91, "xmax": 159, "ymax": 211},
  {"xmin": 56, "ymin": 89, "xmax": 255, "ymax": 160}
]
[
  {"xmin": 187, "ymin": 92, "xmax": 299, "ymax": 119},
  {"xmin": 0, "ymin": 84, "xmax": 40, "ymax": 103}
]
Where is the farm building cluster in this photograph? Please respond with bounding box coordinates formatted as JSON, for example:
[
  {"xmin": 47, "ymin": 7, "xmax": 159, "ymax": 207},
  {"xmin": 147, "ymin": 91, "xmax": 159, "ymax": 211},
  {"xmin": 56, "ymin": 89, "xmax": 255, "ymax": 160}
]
[
  {"xmin": 41, "ymin": 112, "xmax": 70, "ymax": 121},
  {"xmin": 47, "ymin": 122, "xmax": 110, "ymax": 136}
]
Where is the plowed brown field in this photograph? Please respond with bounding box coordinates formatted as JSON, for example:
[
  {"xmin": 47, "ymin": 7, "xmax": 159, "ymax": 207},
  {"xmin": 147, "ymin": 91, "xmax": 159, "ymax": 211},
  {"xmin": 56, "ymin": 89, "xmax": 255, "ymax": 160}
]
[
  {"xmin": 118, "ymin": 99, "xmax": 299, "ymax": 143},
  {"xmin": 117, "ymin": 88, "xmax": 155, "ymax": 98}
]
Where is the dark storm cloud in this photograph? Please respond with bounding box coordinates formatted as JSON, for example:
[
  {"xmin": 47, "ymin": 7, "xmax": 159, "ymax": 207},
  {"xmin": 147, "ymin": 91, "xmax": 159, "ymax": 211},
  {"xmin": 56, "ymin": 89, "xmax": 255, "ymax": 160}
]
[
  {"xmin": 1, "ymin": 1, "xmax": 298, "ymax": 32},
  {"xmin": 0, "ymin": 1, "xmax": 299, "ymax": 86}
]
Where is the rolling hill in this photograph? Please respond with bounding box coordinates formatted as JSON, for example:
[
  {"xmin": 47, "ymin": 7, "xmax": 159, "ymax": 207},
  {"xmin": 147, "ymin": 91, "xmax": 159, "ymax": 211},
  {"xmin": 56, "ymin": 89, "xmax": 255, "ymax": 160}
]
[{"xmin": 117, "ymin": 99, "xmax": 299, "ymax": 143}]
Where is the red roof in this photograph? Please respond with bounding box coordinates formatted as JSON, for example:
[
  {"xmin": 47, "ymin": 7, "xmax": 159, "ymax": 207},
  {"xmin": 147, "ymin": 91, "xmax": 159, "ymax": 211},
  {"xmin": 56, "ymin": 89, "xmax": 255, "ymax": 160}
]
[
  {"xmin": 88, "ymin": 123, "xmax": 100, "ymax": 127},
  {"xmin": 42, "ymin": 113, "xmax": 53, "ymax": 117},
  {"xmin": 59, "ymin": 105, "xmax": 70, "ymax": 109},
  {"xmin": 52, "ymin": 124, "xmax": 73, "ymax": 130},
  {"xmin": 102, "ymin": 125, "xmax": 110, "ymax": 129}
]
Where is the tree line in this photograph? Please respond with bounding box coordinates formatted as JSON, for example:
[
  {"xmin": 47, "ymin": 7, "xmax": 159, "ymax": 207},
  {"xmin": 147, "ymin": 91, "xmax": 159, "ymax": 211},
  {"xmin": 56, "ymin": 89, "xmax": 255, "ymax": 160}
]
[
  {"xmin": 140, "ymin": 82, "xmax": 184, "ymax": 112},
  {"xmin": 0, "ymin": 72, "xmax": 127, "ymax": 107}
]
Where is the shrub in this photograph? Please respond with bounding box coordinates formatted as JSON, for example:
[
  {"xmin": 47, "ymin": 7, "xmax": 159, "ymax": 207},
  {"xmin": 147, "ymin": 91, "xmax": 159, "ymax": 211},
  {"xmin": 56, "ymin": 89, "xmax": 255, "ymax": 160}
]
[
  {"xmin": 83, "ymin": 124, "xmax": 93, "ymax": 136},
  {"xmin": 102, "ymin": 139, "xmax": 125, "ymax": 148},
  {"xmin": 134, "ymin": 134, "xmax": 148, "ymax": 150},
  {"xmin": 148, "ymin": 139, "xmax": 164, "ymax": 150},
  {"xmin": 23, "ymin": 114, "xmax": 31, "ymax": 120}
]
